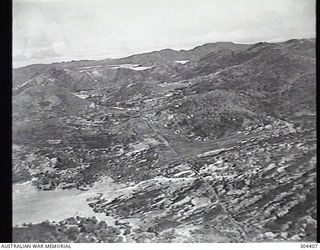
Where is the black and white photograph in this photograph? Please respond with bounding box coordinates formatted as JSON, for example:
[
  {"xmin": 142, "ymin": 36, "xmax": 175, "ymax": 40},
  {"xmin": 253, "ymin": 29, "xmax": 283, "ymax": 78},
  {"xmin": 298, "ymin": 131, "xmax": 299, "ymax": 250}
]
[{"xmin": 12, "ymin": 0, "xmax": 316, "ymax": 243}]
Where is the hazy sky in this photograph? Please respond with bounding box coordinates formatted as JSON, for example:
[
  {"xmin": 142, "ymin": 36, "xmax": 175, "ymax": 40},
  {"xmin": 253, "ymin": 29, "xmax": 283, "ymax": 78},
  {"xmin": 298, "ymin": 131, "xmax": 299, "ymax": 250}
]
[{"xmin": 13, "ymin": 0, "xmax": 315, "ymax": 67}]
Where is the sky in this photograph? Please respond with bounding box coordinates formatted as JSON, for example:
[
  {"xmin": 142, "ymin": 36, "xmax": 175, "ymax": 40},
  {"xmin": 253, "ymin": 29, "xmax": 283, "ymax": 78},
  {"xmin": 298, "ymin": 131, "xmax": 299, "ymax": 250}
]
[{"xmin": 13, "ymin": 0, "xmax": 316, "ymax": 68}]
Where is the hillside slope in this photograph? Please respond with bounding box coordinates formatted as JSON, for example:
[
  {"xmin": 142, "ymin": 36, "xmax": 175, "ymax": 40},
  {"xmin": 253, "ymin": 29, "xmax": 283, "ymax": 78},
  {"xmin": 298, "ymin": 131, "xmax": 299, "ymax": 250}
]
[{"xmin": 12, "ymin": 38, "xmax": 316, "ymax": 243}]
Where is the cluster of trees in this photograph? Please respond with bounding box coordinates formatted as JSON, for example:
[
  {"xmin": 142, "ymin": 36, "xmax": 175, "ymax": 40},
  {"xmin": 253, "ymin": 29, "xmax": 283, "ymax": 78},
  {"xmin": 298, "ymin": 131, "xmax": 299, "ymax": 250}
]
[{"xmin": 13, "ymin": 217, "xmax": 124, "ymax": 243}]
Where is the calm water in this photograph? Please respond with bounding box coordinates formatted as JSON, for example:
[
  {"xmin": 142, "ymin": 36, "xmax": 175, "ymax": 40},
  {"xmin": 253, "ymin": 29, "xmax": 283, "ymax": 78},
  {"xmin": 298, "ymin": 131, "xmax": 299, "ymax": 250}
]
[{"xmin": 12, "ymin": 179, "xmax": 124, "ymax": 226}]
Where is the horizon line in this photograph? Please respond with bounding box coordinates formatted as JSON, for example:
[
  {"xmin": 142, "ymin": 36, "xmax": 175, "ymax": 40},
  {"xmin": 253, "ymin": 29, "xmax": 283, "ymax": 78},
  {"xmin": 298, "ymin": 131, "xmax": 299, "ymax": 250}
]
[{"xmin": 13, "ymin": 37, "xmax": 315, "ymax": 69}]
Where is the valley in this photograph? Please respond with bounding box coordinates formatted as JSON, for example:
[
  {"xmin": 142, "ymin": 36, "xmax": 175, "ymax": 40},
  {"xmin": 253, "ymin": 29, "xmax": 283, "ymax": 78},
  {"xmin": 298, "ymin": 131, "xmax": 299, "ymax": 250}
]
[{"xmin": 12, "ymin": 39, "xmax": 316, "ymax": 243}]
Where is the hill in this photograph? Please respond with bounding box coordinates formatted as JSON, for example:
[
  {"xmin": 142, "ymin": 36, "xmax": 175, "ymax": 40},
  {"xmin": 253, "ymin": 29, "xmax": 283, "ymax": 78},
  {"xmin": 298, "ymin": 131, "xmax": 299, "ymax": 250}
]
[{"xmin": 12, "ymin": 38, "xmax": 316, "ymax": 243}]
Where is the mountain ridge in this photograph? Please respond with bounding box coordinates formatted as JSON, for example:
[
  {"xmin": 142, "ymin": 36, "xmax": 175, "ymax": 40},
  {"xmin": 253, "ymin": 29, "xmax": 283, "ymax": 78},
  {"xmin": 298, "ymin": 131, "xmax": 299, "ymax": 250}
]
[
  {"xmin": 12, "ymin": 37, "xmax": 316, "ymax": 243},
  {"xmin": 14, "ymin": 41, "xmax": 253, "ymax": 70}
]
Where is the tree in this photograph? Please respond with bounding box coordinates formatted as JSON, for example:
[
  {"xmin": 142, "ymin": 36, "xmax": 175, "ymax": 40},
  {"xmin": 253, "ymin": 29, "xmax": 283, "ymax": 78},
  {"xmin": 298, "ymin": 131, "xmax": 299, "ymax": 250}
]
[{"xmin": 65, "ymin": 226, "xmax": 80, "ymax": 241}]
